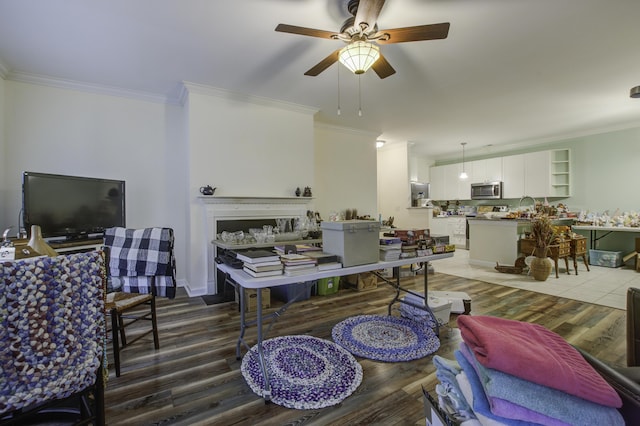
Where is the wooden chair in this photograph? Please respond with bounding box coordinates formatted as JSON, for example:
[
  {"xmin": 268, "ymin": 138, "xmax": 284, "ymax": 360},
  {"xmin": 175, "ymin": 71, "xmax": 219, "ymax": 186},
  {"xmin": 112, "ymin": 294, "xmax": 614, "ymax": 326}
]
[
  {"xmin": 0, "ymin": 252, "xmax": 106, "ymax": 425},
  {"xmin": 105, "ymin": 288, "xmax": 159, "ymax": 377},
  {"xmin": 103, "ymin": 227, "xmax": 176, "ymax": 377}
]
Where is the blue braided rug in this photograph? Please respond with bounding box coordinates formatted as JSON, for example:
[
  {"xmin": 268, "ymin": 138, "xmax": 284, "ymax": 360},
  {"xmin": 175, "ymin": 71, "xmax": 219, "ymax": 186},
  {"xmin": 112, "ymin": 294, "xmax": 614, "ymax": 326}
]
[
  {"xmin": 241, "ymin": 335, "xmax": 362, "ymax": 409},
  {"xmin": 332, "ymin": 314, "xmax": 440, "ymax": 362}
]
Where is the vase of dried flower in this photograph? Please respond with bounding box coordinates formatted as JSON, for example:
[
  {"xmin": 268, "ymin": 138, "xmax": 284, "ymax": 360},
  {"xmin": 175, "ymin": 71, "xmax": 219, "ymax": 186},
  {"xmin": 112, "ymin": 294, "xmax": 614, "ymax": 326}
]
[{"xmin": 530, "ymin": 255, "xmax": 552, "ymax": 281}]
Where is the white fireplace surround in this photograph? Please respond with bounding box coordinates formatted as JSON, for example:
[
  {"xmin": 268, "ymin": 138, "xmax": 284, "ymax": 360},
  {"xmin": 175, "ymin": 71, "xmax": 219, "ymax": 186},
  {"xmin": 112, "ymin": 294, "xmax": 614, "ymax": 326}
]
[{"xmin": 199, "ymin": 196, "xmax": 314, "ymax": 293}]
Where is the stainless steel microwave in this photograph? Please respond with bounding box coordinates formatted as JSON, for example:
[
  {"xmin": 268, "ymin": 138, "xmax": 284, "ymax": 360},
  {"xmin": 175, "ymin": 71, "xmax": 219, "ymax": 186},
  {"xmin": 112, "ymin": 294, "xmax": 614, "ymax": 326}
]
[{"xmin": 470, "ymin": 181, "xmax": 503, "ymax": 199}]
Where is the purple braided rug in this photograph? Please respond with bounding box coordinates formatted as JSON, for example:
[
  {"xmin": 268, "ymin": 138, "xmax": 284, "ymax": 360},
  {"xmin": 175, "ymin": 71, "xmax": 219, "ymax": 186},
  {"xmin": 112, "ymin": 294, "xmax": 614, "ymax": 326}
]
[
  {"xmin": 332, "ymin": 314, "xmax": 440, "ymax": 362},
  {"xmin": 241, "ymin": 335, "xmax": 362, "ymax": 409}
]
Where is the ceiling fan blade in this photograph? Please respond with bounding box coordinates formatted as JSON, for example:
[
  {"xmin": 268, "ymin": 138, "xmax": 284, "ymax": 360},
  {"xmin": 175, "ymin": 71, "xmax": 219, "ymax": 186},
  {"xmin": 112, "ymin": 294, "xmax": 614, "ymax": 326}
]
[
  {"xmin": 376, "ymin": 22, "xmax": 450, "ymax": 44},
  {"xmin": 275, "ymin": 23, "xmax": 338, "ymax": 40},
  {"xmin": 372, "ymin": 53, "xmax": 396, "ymax": 79},
  {"xmin": 354, "ymin": 0, "xmax": 386, "ymax": 31},
  {"xmin": 304, "ymin": 49, "xmax": 341, "ymax": 76}
]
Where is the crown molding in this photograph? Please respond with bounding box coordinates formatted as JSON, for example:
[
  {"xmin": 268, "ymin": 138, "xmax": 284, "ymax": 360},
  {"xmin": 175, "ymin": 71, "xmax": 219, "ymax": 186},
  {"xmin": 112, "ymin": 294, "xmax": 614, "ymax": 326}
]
[
  {"xmin": 181, "ymin": 81, "xmax": 317, "ymax": 115},
  {"xmin": 6, "ymin": 71, "xmax": 174, "ymax": 105}
]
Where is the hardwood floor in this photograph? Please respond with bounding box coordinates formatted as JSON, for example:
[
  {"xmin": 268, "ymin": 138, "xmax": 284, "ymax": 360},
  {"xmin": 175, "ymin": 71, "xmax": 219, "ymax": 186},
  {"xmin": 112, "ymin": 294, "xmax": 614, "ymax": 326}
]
[{"xmin": 104, "ymin": 272, "xmax": 627, "ymax": 425}]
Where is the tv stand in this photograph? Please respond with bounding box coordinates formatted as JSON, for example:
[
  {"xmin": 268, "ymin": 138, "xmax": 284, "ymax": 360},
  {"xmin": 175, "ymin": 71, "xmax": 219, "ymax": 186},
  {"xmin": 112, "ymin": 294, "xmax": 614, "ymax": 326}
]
[{"xmin": 49, "ymin": 239, "xmax": 103, "ymax": 253}]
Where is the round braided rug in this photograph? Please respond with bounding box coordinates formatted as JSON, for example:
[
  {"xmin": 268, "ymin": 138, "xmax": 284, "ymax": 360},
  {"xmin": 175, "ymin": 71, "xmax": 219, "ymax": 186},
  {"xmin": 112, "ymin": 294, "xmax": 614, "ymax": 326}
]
[
  {"xmin": 332, "ymin": 314, "xmax": 440, "ymax": 362},
  {"xmin": 241, "ymin": 335, "xmax": 362, "ymax": 409}
]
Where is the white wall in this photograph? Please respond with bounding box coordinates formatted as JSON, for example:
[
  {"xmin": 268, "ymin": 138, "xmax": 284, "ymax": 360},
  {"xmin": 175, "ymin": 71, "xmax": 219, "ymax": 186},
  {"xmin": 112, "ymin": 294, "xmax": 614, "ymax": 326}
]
[
  {"xmin": 2, "ymin": 81, "xmax": 187, "ymax": 283},
  {"xmin": 0, "ymin": 76, "xmax": 6, "ymax": 234},
  {"xmin": 184, "ymin": 84, "xmax": 316, "ymax": 294},
  {"xmin": 377, "ymin": 142, "xmax": 431, "ymax": 230},
  {"xmin": 313, "ymin": 123, "xmax": 378, "ymax": 221}
]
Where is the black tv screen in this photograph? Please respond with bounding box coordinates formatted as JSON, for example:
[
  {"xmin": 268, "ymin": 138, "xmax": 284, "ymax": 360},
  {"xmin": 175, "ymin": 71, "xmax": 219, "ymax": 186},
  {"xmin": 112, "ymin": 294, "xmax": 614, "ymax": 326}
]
[{"xmin": 22, "ymin": 171, "xmax": 126, "ymax": 240}]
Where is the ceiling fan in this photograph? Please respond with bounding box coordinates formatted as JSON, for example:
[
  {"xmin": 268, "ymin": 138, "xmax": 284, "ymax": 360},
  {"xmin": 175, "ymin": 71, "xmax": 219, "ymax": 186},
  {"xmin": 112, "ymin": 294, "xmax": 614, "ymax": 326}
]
[{"xmin": 275, "ymin": 0, "xmax": 450, "ymax": 79}]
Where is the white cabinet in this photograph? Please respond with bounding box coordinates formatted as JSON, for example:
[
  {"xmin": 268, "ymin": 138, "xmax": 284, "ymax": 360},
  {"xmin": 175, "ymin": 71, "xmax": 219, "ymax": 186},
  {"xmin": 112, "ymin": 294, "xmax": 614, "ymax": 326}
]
[
  {"xmin": 448, "ymin": 216, "xmax": 467, "ymax": 248},
  {"xmin": 430, "ymin": 163, "xmax": 471, "ymax": 201},
  {"xmin": 502, "ymin": 151, "xmax": 560, "ymax": 199},
  {"xmin": 469, "ymin": 157, "xmax": 502, "ymax": 183},
  {"xmin": 431, "ymin": 149, "xmax": 570, "ymax": 201},
  {"xmin": 429, "ymin": 165, "xmax": 445, "ymax": 200},
  {"xmin": 550, "ymin": 149, "xmax": 571, "ymax": 197},
  {"xmin": 430, "ymin": 217, "xmax": 448, "ymax": 236},
  {"xmin": 524, "ymin": 150, "xmax": 550, "ymax": 198},
  {"xmin": 502, "ymin": 154, "xmax": 525, "ymax": 199},
  {"xmin": 429, "ymin": 216, "xmax": 466, "ymax": 248}
]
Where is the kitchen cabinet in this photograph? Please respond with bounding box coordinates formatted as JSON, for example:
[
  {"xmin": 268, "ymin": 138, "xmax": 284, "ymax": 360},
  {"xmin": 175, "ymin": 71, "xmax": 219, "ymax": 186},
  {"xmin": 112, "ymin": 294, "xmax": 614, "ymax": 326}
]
[
  {"xmin": 503, "ymin": 151, "xmax": 556, "ymax": 199},
  {"xmin": 429, "ymin": 165, "xmax": 445, "ymax": 200},
  {"xmin": 430, "ymin": 216, "xmax": 466, "ymax": 248},
  {"xmin": 550, "ymin": 149, "xmax": 571, "ymax": 197},
  {"xmin": 469, "ymin": 157, "xmax": 502, "ymax": 183},
  {"xmin": 431, "ymin": 149, "xmax": 570, "ymax": 201},
  {"xmin": 429, "ymin": 163, "xmax": 471, "ymax": 201}
]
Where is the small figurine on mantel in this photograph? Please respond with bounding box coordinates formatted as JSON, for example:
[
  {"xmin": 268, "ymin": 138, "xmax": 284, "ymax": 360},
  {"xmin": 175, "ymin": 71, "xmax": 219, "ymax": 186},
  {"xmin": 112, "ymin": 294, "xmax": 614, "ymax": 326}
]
[
  {"xmin": 303, "ymin": 186, "xmax": 312, "ymax": 197},
  {"xmin": 295, "ymin": 187, "xmax": 301, "ymax": 197}
]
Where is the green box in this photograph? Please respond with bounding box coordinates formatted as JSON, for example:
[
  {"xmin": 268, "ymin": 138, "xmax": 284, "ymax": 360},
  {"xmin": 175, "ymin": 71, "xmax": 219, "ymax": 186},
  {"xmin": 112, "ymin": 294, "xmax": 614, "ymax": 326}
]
[{"xmin": 317, "ymin": 276, "xmax": 339, "ymax": 296}]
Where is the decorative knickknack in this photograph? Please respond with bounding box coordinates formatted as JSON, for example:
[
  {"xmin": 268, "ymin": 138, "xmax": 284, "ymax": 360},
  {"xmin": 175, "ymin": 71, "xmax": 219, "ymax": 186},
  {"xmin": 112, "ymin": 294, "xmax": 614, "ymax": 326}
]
[
  {"xmin": 529, "ymin": 215, "xmax": 554, "ymax": 281},
  {"xmin": 28, "ymin": 225, "xmax": 59, "ymax": 257}
]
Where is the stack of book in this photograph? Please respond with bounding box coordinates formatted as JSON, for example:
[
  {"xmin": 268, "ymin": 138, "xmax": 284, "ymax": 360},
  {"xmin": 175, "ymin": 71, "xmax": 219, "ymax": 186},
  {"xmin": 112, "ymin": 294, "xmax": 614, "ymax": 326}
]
[
  {"xmin": 235, "ymin": 249, "xmax": 283, "ymax": 277},
  {"xmin": 280, "ymin": 253, "xmax": 318, "ymax": 276},
  {"xmin": 379, "ymin": 237, "xmax": 402, "ymax": 261},
  {"xmin": 304, "ymin": 251, "xmax": 342, "ymax": 271}
]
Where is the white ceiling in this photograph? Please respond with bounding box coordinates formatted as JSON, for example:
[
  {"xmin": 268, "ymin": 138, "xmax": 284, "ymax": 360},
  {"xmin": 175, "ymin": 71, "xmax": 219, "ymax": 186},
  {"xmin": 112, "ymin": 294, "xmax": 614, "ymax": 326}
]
[{"xmin": 1, "ymin": 0, "xmax": 639, "ymax": 160}]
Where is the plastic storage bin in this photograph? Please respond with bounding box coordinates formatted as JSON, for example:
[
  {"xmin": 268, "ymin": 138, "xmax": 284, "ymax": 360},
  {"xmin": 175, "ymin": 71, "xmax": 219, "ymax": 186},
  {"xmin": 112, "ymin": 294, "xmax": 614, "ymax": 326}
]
[
  {"xmin": 270, "ymin": 281, "xmax": 314, "ymax": 303},
  {"xmin": 321, "ymin": 220, "xmax": 380, "ymax": 267},
  {"xmin": 589, "ymin": 249, "xmax": 623, "ymax": 268},
  {"xmin": 317, "ymin": 276, "xmax": 340, "ymax": 295}
]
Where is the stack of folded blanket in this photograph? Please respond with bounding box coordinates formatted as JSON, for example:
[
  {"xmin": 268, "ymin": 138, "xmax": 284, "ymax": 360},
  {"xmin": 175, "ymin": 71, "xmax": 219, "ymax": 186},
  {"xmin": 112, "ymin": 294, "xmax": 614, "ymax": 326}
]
[{"xmin": 432, "ymin": 315, "xmax": 624, "ymax": 425}]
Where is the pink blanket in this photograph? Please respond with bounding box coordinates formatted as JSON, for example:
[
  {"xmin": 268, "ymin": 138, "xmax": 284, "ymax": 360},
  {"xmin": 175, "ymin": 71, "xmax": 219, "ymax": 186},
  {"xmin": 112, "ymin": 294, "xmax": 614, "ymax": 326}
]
[{"xmin": 457, "ymin": 315, "xmax": 621, "ymax": 407}]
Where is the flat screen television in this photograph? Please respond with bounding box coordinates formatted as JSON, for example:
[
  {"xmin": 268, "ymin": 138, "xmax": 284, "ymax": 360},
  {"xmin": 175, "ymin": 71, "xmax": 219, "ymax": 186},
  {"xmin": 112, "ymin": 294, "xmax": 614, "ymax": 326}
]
[{"xmin": 22, "ymin": 171, "xmax": 126, "ymax": 241}]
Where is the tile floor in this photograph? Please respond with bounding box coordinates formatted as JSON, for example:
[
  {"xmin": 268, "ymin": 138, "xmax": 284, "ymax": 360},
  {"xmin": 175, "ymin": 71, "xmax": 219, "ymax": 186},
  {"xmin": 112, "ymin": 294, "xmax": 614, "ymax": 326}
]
[{"xmin": 434, "ymin": 249, "xmax": 640, "ymax": 310}]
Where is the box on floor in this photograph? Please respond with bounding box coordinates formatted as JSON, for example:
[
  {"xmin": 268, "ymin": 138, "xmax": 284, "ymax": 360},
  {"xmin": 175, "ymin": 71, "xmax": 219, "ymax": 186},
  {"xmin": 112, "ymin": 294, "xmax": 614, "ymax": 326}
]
[
  {"xmin": 244, "ymin": 288, "xmax": 270, "ymax": 312},
  {"xmin": 344, "ymin": 272, "xmax": 378, "ymax": 291}
]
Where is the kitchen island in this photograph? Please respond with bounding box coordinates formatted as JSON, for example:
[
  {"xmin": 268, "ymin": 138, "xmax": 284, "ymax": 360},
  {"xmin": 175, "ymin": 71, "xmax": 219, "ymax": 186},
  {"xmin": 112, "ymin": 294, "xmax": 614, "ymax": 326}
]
[
  {"xmin": 467, "ymin": 218, "xmax": 531, "ymax": 267},
  {"xmin": 468, "ymin": 217, "xmax": 575, "ymax": 267}
]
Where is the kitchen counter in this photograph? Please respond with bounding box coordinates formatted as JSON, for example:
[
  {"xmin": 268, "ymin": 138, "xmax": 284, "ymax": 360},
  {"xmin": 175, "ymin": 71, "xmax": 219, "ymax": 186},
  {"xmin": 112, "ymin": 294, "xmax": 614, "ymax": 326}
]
[
  {"xmin": 467, "ymin": 217, "xmax": 576, "ymax": 267},
  {"xmin": 467, "ymin": 218, "xmax": 529, "ymax": 266}
]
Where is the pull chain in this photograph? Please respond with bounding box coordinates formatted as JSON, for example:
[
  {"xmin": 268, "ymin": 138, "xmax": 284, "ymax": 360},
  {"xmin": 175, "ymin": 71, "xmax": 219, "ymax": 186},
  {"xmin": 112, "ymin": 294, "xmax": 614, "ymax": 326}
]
[
  {"xmin": 358, "ymin": 75, "xmax": 362, "ymax": 117},
  {"xmin": 337, "ymin": 64, "xmax": 341, "ymax": 116}
]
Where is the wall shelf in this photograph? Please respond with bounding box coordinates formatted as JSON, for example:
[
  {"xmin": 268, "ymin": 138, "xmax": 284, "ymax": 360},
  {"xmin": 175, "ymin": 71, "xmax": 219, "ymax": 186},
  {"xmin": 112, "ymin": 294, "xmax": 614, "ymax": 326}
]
[{"xmin": 550, "ymin": 149, "xmax": 571, "ymax": 197}]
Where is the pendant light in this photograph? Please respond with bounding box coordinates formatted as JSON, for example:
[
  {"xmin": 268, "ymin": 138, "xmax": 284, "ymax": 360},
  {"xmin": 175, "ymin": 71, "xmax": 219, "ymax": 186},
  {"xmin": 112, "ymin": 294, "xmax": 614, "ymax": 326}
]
[
  {"xmin": 631, "ymin": 85, "xmax": 640, "ymax": 98},
  {"xmin": 459, "ymin": 142, "xmax": 468, "ymax": 180}
]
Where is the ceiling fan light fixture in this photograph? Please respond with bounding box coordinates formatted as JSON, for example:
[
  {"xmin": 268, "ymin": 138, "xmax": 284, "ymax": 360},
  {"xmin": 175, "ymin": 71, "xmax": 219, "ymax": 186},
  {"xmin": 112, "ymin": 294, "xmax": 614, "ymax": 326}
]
[
  {"xmin": 631, "ymin": 85, "xmax": 640, "ymax": 98},
  {"xmin": 339, "ymin": 41, "xmax": 380, "ymax": 74}
]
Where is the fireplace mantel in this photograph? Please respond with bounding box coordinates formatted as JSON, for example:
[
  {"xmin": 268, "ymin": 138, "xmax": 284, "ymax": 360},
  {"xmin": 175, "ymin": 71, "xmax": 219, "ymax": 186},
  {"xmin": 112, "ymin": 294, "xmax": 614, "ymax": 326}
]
[
  {"xmin": 199, "ymin": 195, "xmax": 315, "ymax": 294},
  {"xmin": 198, "ymin": 196, "xmax": 313, "ymax": 205}
]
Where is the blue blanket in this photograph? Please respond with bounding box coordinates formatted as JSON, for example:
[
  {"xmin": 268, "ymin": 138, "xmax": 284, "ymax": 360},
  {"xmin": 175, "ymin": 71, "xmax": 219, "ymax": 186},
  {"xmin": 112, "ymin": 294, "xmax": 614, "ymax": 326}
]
[{"xmin": 459, "ymin": 342, "xmax": 624, "ymax": 426}]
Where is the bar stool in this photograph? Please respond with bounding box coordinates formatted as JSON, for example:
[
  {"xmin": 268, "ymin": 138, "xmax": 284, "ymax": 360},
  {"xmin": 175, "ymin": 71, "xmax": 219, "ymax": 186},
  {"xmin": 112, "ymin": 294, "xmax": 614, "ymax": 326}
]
[{"xmin": 570, "ymin": 236, "xmax": 590, "ymax": 275}]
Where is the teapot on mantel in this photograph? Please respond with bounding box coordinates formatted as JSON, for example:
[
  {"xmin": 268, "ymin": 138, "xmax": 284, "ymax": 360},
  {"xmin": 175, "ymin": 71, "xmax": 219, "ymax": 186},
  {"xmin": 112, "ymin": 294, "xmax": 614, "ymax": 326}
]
[{"xmin": 200, "ymin": 185, "xmax": 216, "ymax": 196}]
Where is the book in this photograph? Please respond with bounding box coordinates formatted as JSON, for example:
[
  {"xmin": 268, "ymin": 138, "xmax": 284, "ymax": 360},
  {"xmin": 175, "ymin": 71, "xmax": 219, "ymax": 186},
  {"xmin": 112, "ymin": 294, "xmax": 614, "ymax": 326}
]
[
  {"xmin": 279, "ymin": 253, "xmax": 312, "ymax": 262},
  {"xmin": 317, "ymin": 262, "xmax": 342, "ymax": 271},
  {"xmin": 235, "ymin": 249, "xmax": 280, "ymax": 263},
  {"xmin": 284, "ymin": 266, "xmax": 318, "ymax": 276},
  {"xmin": 241, "ymin": 259, "xmax": 282, "ymax": 267},
  {"xmin": 303, "ymin": 251, "xmax": 339, "ymax": 264},
  {"xmin": 243, "ymin": 267, "xmax": 283, "ymax": 278},
  {"xmin": 283, "ymin": 263, "xmax": 317, "ymax": 271},
  {"xmin": 243, "ymin": 262, "xmax": 283, "ymax": 273}
]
